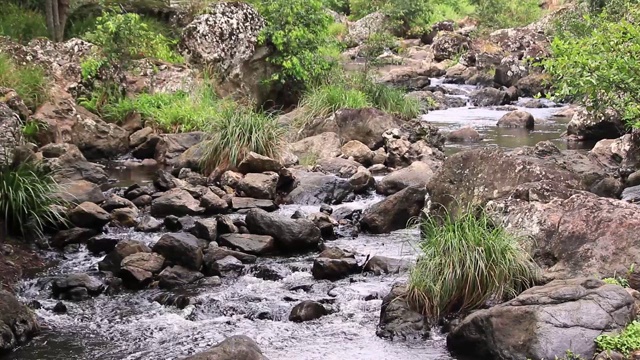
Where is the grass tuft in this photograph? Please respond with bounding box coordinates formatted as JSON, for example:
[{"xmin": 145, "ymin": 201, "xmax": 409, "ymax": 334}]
[
  {"xmin": 0, "ymin": 54, "xmax": 49, "ymax": 110},
  {"xmin": 0, "ymin": 161, "xmax": 66, "ymax": 239},
  {"xmin": 407, "ymin": 207, "xmax": 539, "ymax": 321}
]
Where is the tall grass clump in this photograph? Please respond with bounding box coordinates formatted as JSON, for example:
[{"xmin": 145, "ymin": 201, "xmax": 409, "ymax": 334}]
[
  {"xmin": 299, "ymin": 83, "xmax": 372, "ymax": 122},
  {"xmin": 0, "ymin": 3, "xmax": 49, "ymax": 43},
  {"xmin": 355, "ymin": 75, "xmax": 421, "ymax": 119},
  {"xmin": 407, "ymin": 207, "xmax": 538, "ymax": 320},
  {"xmin": 200, "ymin": 106, "xmax": 285, "ymax": 173},
  {"xmin": 0, "ymin": 162, "xmax": 65, "ymax": 239},
  {"xmin": 471, "ymin": 0, "xmax": 542, "ymax": 30},
  {"xmin": 0, "ymin": 54, "xmax": 49, "ymax": 110}
]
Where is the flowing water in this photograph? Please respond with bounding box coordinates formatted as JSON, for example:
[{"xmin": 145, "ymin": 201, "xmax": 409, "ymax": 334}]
[{"xmin": 8, "ymin": 78, "xmax": 580, "ymax": 360}]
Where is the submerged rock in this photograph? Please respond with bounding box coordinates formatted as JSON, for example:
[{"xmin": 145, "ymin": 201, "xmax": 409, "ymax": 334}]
[
  {"xmin": 446, "ymin": 127, "xmax": 481, "ymax": 143},
  {"xmin": 363, "ymin": 256, "xmax": 410, "ymax": 275},
  {"xmin": 183, "ymin": 335, "xmax": 268, "ymax": 360},
  {"xmin": 289, "ymin": 300, "xmax": 328, "ymax": 322},
  {"xmin": 497, "ymin": 110, "xmax": 534, "ymax": 129},
  {"xmin": 158, "ymin": 266, "xmax": 204, "ymax": 289},
  {"xmin": 52, "ymin": 273, "xmax": 105, "ymax": 301},
  {"xmin": 312, "ymin": 257, "xmax": 358, "ymax": 281},
  {"xmin": 218, "ymin": 234, "xmax": 276, "ymax": 256},
  {"xmin": 447, "ymin": 278, "xmax": 636, "ymax": 360}
]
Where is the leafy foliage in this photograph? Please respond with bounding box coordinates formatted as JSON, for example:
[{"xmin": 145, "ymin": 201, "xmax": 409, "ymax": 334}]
[
  {"xmin": 602, "ymin": 277, "xmax": 629, "ymax": 287},
  {"xmin": 407, "ymin": 207, "xmax": 539, "ymax": 320},
  {"xmin": 596, "ymin": 321, "xmax": 640, "ymax": 356},
  {"xmin": 471, "ymin": 0, "xmax": 542, "ymax": 30},
  {"xmin": 0, "ymin": 3, "xmax": 49, "ymax": 43},
  {"xmin": 543, "ymin": 6, "xmax": 640, "ymax": 129},
  {"xmin": 0, "ymin": 161, "xmax": 65, "ymax": 239},
  {"xmin": 0, "ymin": 54, "xmax": 49, "ymax": 110}
]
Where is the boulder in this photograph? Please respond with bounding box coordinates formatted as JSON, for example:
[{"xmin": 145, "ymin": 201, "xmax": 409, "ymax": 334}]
[
  {"xmin": 218, "ymin": 234, "xmax": 276, "ymax": 255},
  {"xmin": 153, "ymin": 233, "xmax": 204, "ymax": 270},
  {"xmin": 50, "ymin": 228, "xmax": 99, "ymax": 249},
  {"xmin": 567, "ymin": 108, "xmax": 626, "ymax": 142},
  {"xmin": 315, "ymin": 157, "xmax": 361, "ymax": 178},
  {"xmin": 86, "ymin": 237, "xmax": 119, "ymax": 254},
  {"xmin": 289, "ymin": 300, "xmax": 328, "ymax": 322},
  {"xmin": 289, "ymin": 132, "xmax": 342, "ymax": 162},
  {"xmin": 346, "ymin": 12, "xmax": 388, "ymax": 46},
  {"xmin": 52, "ymin": 273, "xmax": 104, "ymax": 301},
  {"xmin": 68, "ymin": 202, "xmax": 111, "ymax": 229},
  {"xmin": 237, "ymin": 152, "xmax": 282, "ymax": 174},
  {"xmin": 183, "ymin": 335, "xmax": 268, "ymax": 360},
  {"xmin": 192, "ymin": 218, "xmax": 218, "ymax": 242},
  {"xmin": 284, "ymin": 171, "xmax": 354, "ymax": 205},
  {"xmin": 40, "ymin": 143, "xmax": 108, "ymax": 184},
  {"xmin": 110, "ymin": 207, "xmax": 139, "ymax": 228},
  {"xmin": 150, "ymin": 189, "xmax": 204, "ymax": 217},
  {"xmin": 135, "ymin": 215, "xmax": 164, "ymax": 232},
  {"xmin": 493, "ymin": 55, "xmax": 529, "ymax": 88},
  {"xmin": 154, "ymin": 132, "xmax": 206, "ymax": 166},
  {"xmin": 101, "ymin": 194, "xmax": 136, "ymax": 212},
  {"xmin": 447, "ymin": 278, "xmax": 636, "ymax": 360},
  {"xmin": 129, "ymin": 127, "xmax": 154, "ymax": 148},
  {"xmin": 216, "ymin": 255, "xmax": 244, "ymax": 272},
  {"xmin": 200, "ymin": 190, "xmax": 229, "ymax": 213},
  {"xmin": 230, "ymin": 197, "xmax": 278, "ymax": 212},
  {"xmin": 364, "ymin": 256, "xmax": 410, "ymax": 275},
  {"xmin": 376, "ymin": 283, "xmax": 429, "ymax": 340},
  {"xmin": 120, "ymin": 252, "xmax": 165, "ymax": 289},
  {"xmin": 361, "ymin": 186, "xmax": 426, "ymax": 234},
  {"xmin": 245, "ymin": 209, "xmax": 322, "ymax": 252},
  {"xmin": 312, "ymin": 257, "xmax": 358, "ymax": 280},
  {"xmin": 376, "ymin": 161, "xmax": 434, "ymax": 195},
  {"xmin": 349, "ymin": 167, "xmax": 375, "ymax": 193},
  {"xmin": 341, "ymin": 140, "xmax": 374, "ymax": 166},
  {"xmin": 56, "ymin": 180, "xmax": 105, "ymax": 205},
  {"xmin": 205, "ymin": 246, "xmax": 257, "ymax": 265},
  {"xmin": 308, "ymin": 212, "xmax": 337, "ymax": 239},
  {"xmin": 0, "ymin": 290, "xmax": 39, "ymax": 353},
  {"xmin": 158, "ymin": 265, "xmax": 204, "ymax": 289},
  {"xmin": 497, "ymin": 110, "xmax": 535, "ymax": 129},
  {"xmin": 446, "ymin": 127, "xmax": 481, "ymax": 143},
  {"xmin": 432, "ymin": 32, "xmax": 469, "ymax": 62},
  {"xmin": 98, "ymin": 240, "xmax": 151, "ymax": 274},
  {"xmin": 237, "ymin": 172, "xmax": 278, "ymax": 199},
  {"xmin": 517, "ymin": 73, "xmax": 550, "ymax": 98},
  {"xmin": 622, "ymin": 185, "xmax": 640, "ymax": 203},
  {"xmin": 470, "ymin": 88, "xmax": 510, "ymax": 107}
]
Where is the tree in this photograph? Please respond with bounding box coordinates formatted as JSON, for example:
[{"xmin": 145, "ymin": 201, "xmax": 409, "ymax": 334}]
[{"xmin": 44, "ymin": 0, "xmax": 70, "ymax": 42}]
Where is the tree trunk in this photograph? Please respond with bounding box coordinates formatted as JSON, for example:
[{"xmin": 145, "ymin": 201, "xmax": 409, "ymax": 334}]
[
  {"xmin": 45, "ymin": 0, "xmax": 71, "ymax": 42},
  {"xmin": 45, "ymin": 0, "xmax": 56, "ymax": 41}
]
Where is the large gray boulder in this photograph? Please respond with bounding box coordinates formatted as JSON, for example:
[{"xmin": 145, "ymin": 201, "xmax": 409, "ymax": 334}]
[
  {"xmin": 376, "ymin": 161, "xmax": 434, "ymax": 195},
  {"xmin": 567, "ymin": 108, "xmax": 626, "ymax": 142},
  {"xmin": 447, "ymin": 278, "xmax": 636, "ymax": 360},
  {"xmin": 284, "ymin": 171, "xmax": 354, "ymax": 205},
  {"xmin": 153, "ymin": 233, "xmax": 204, "ymax": 270},
  {"xmin": 289, "ymin": 132, "xmax": 342, "ymax": 162},
  {"xmin": 150, "ymin": 189, "xmax": 204, "ymax": 217},
  {"xmin": 237, "ymin": 172, "xmax": 278, "ymax": 200},
  {"xmin": 377, "ymin": 283, "xmax": 429, "ymax": 340},
  {"xmin": 361, "ymin": 186, "xmax": 426, "ymax": 234},
  {"xmin": 0, "ymin": 290, "xmax": 39, "ymax": 353},
  {"xmin": 183, "ymin": 335, "xmax": 268, "ymax": 360},
  {"xmin": 345, "ymin": 12, "xmax": 388, "ymax": 47},
  {"xmin": 245, "ymin": 209, "xmax": 321, "ymax": 253}
]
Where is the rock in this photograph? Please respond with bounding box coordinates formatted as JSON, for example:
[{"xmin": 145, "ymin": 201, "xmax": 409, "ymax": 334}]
[
  {"xmin": 158, "ymin": 265, "xmax": 204, "ymax": 289},
  {"xmin": 237, "ymin": 172, "xmax": 278, "ymax": 199},
  {"xmin": 622, "ymin": 185, "xmax": 640, "ymax": 203},
  {"xmin": 120, "ymin": 252, "xmax": 165, "ymax": 289},
  {"xmin": 204, "ymin": 246, "xmax": 256, "ymax": 267},
  {"xmin": 217, "ymin": 255, "xmax": 244, "ymax": 272},
  {"xmin": 595, "ymin": 351, "xmax": 625, "ymax": 360},
  {"xmin": 56, "ymin": 180, "xmax": 105, "ymax": 205},
  {"xmin": 132, "ymin": 135, "xmax": 160, "ymax": 159},
  {"xmin": 470, "ymin": 88, "xmax": 509, "ymax": 107},
  {"xmin": 364, "ymin": 256, "xmax": 410, "ymax": 275},
  {"xmin": 447, "ymin": 278, "xmax": 636, "ymax": 360},
  {"xmin": 52, "ymin": 301, "xmax": 67, "ymax": 314},
  {"xmin": 377, "ymin": 65, "xmax": 445, "ymax": 90},
  {"xmin": 289, "ymin": 300, "xmax": 328, "ymax": 322},
  {"xmin": 289, "ymin": 132, "xmax": 342, "ymax": 162},
  {"xmin": 308, "ymin": 212, "xmax": 337, "ymax": 239},
  {"xmin": 341, "ymin": 140, "xmax": 374, "ymax": 166},
  {"xmin": 376, "ymin": 283, "xmax": 429, "ymax": 340},
  {"xmin": 200, "ymin": 190, "xmax": 229, "ymax": 213},
  {"xmin": 446, "ymin": 127, "xmax": 481, "ymax": 143},
  {"xmin": 41, "ymin": 143, "xmax": 109, "ymax": 184},
  {"xmin": 151, "ymin": 189, "xmax": 204, "ymax": 217},
  {"xmin": 517, "ymin": 73, "xmax": 551, "ymax": 98},
  {"xmin": 129, "ymin": 127, "xmax": 154, "ymax": 148},
  {"xmin": 183, "ymin": 335, "xmax": 268, "ymax": 360},
  {"xmin": 51, "ymin": 228, "xmax": 99, "ymax": 249},
  {"xmin": 493, "ymin": 55, "xmax": 529, "ymax": 87},
  {"xmin": 191, "ymin": 219, "xmax": 218, "ymax": 242},
  {"xmin": 245, "ymin": 209, "xmax": 322, "ymax": 252},
  {"xmin": 497, "ymin": 110, "xmax": 535, "ymax": 129},
  {"xmin": 101, "ymin": 194, "xmax": 136, "ymax": 212},
  {"xmin": 284, "ymin": 171, "xmax": 354, "ymax": 205},
  {"xmin": 217, "ymin": 215, "xmax": 239, "ymax": 235},
  {"xmin": 0, "ymin": 290, "xmax": 39, "ymax": 353},
  {"xmin": 346, "ymin": 12, "xmax": 388, "ymax": 46},
  {"xmin": 218, "ymin": 234, "xmax": 276, "ymax": 255},
  {"xmin": 349, "ymin": 166, "xmax": 375, "ymax": 193},
  {"xmin": 320, "ymin": 204, "xmax": 333, "ymax": 215},
  {"xmin": 377, "ymin": 161, "xmax": 434, "ymax": 196},
  {"xmin": 305, "ymin": 108, "xmax": 402, "ymax": 150},
  {"xmin": 567, "ymin": 108, "xmax": 626, "ymax": 142},
  {"xmin": 231, "ymin": 197, "xmax": 278, "ymax": 212},
  {"xmin": 153, "ymin": 233, "xmax": 203, "ymax": 271},
  {"xmin": 237, "ymin": 152, "xmax": 282, "ymax": 174},
  {"xmin": 110, "ymin": 207, "xmax": 139, "ymax": 227},
  {"xmin": 312, "ymin": 257, "xmax": 358, "ymax": 280},
  {"xmin": 135, "ymin": 215, "xmax": 163, "ymax": 232},
  {"xmin": 52, "ymin": 273, "xmax": 104, "ymax": 301},
  {"xmin": 628, "ymin": 170, "xmax": 640, "ymax": 187},
  {"xmin": 432, "ymin": 32, "xmax": 469, "ymax": 62},
  {"xmin": 86, "ymin": 237, "xmax": 119, "ymax": 254},
  {"xmin": 361, "ymin": 186, "xmax": 426, "ymax": 234},
  {"xmin": 591, "ymin": 132, "xmax": 640, "ymax": 170},
  {"xmin": 155, "ymin": 132, "xmax": 206, "ymax": 166},
  {"xmin": 98, "ymin": 240, "xmax": 151, "ymax": 274},
  {"xmin": 68, "ymin": 202, "xmax": 111, "ymax": 229}
]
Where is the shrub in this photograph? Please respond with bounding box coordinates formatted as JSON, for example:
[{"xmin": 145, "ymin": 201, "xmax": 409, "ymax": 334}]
[
  {"xmin": 0, "ymin": 3, "xmax": 49, "ymax": 43},
  {"xmin": 471, "ymin": 0, "xmax": 542, "ymax": 30},
  {"xmin": 596, "ymin": 321, "xmax": 640, "ymax": 356},
  {"xmin": 253, "ymin": 0, "xmax": 337, "ymax": 86},
  {"xmin": 0, "ymin": 161, "xmax": 65, "ymax": 239},
  {"xmin": 323, "ymin": 0, "xmax": 350, "ymax": 14},
  {"xmin": 200, "ymin": 106, "xmax": 285, "ymax": 173},
  {"xmin": 543, "ymin": 6, "xmax": 640, "ymax": 129},
  {"xmin": 407, "ymin": 207, "xmax": 539, "ymax": 320},
  {"xmin": 0, "ymin": 54, "xmax": 49, "ymax": 110}
]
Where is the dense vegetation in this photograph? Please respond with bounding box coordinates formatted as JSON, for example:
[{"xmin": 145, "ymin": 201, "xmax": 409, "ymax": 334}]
[
  {"xmin": 544, "ymin": 0, "xmax": 640, "ymax": 129},
  {"xmin": 0, "ymin": 54, "xmax": 49, "ymax": 110},
  {"xmin": 407, "ymin": 208, "xmax": 538, "ymax": 320},
  {"xmin": 596, "ymin": 321, "xmax": 640, "ymax": 356}
]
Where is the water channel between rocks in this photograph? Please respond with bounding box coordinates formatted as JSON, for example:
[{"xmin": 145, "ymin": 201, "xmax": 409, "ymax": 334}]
[{"xmin": 8, "ymin": 80, "xmax": 585, "ymax": 360}]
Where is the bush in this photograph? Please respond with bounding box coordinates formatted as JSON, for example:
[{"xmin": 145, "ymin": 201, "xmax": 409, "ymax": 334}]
[
  {"xmin": 472, "ymin": 0, "xmax": 542, "ymax": 30},
  {"xmin": 407, "ymin": 207, "xmax": 538, "ymax": 320},
  {"xmin": 543, "ymin": 6, "xmax": 640, "ymax": 129},
  {"xmin": 0, "ymin": 161, "xmax": 65, "ymax": 239},
  {"xmin": 200, "ymin": 106, "xmax": 285, "ymax": 173},
  {"xmin": 0, "ymin": 3, "xmax": 49, "ymax": 43},
  {"xmin": 0, "ymin": 54, "xmax": 49, "ymax": 110},
  {"xmin": 596, "ymin": 321, "xmax": 640, "ymax": 356}
]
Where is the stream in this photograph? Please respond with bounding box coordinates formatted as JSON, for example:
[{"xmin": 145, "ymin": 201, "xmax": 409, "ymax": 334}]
[{"xmin": 7, "ymin": 80, "xmax": 583, "ymax": 360}]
